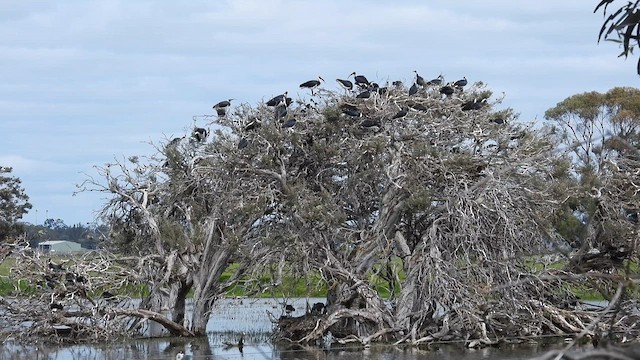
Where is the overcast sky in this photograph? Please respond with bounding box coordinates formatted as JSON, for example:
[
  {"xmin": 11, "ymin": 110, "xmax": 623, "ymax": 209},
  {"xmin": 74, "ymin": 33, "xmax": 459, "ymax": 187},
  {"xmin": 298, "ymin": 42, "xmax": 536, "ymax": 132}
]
[{"xmin": 1, "ymin": 0, "xmax": 637, "ymax": 226}]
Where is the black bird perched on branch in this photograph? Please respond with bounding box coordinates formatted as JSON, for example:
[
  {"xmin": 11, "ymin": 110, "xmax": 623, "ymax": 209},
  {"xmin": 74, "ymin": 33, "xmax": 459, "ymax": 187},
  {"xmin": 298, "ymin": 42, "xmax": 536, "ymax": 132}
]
[
  {"xmin": 340, "ymin": 103, "xmax": 360, "ymax": 117},
  {"xmin": 409, "ymin": 83, "xmax": 419, "ymax": 96},
  {"xmin": 349, "ymin": 72, "xmax": 370, "ymax": 87},
  {"xmin": 453, "ymin": 77, "xmax": 467, "ymax": 87},
  {"xmin": 213, "ymin": 99, "xmax": 234, "ymax": 110},
  {"xmin": 414, "ymin": 70, "xmax": 426, "ymax": 87},
  {"xmin": 101, "ymin": 290, "xmax": 116, "ymax": 300},
  {"xmin": 300, "ymin": 76, "xmax": 324, "ymax": 94},
  {"xmin": 282, "ymin": 118, "xmax": 297, "ymax": 128},
  {"xmin": 48, "ymin": 259, "xmax": 64, "ymax": 272},
  {"xmin": 360, "ymin": 119, "xmax": 381, "ymax": 128},
  {"xmin": 266, "ymin": 92, "xmax": 288, "ymax": 107},
  {"xmin": 215, "ymin": 107, "xmax": 227, "ymax": 117},
  {"xmin": 237, "ymin": 138, "xmax": 249, "ymax": 149},
  {"xmin": 427, "ymin": 75, "xmax": 444, "ymax": 86},
  {"xmin": 343, "ymin": 108, "xmax": 361, "ymax": 117},
  {"xmin": 409, "ymin": 103, "xmax": 428, "ymax": 112},
  {"xmin": 392, "ymin": 108, "xmax": 408, "ymax": 119},
  {"xmin": 336, "ymin": 78, "xmax": 353, "ymax": 92},
  {"xmin": 311, "ymin": 302, "xmax": 326, "ymax": 315},
  {"xmin": 192, "ymin": 127, "xmax": 208, "ymax": 142},
  {"xmin": 274, "ymin": 105, "xmax": 288, "ymax": 120},
  {"xmin": 244, "ymin": 117, "xmax": 262, "ymax": 131},
  {"xmin": 285, "ymin": 304, "xmax": 295, "ymax": 316},
  {"xmin": 356, "ymin": 90, "xmax": 371, "ymax": 99},
  {"xmin": 461, "ymin": 98, "xmax": 486, "ymax": 111},
  {"xmin": 440, "ymin": 84, "xmax": 455, "ymax": 96},
  {"xmin": 491, "ymin": 117, "xmax": 505, "ymax": 125}
]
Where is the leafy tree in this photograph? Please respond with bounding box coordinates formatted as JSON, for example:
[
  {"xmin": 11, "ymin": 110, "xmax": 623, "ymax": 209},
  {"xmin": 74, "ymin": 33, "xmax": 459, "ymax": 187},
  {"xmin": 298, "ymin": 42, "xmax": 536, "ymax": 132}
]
[
  {"xmin": 595, "ymin": 0, "xmax": 640, "ymax": 75},
  {"xmin": 0, "ymin": 166, "xmax": 32, "ymax": 242},
  {"xmin": 544, "ymin": 87, "xmax": 640, "ymax": 178},
  {"xmin": 545, "ymin": 87, "xmax": 640, "ymax": 299}
]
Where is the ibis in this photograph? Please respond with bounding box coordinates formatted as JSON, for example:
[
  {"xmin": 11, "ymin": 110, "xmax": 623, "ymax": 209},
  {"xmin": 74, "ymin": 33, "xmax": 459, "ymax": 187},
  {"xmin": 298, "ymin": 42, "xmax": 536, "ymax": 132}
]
[
  {"xmin": 349, "ymin": 72, "xmax": 370, "ymax": 87},
  {"xmin": 192, "ymin": 127, "xmax": 208, "ymax": 142},
  {"xmin": 222, "ymin": 332, "xmax": 245, "ymax": 352},
  {"xmin": 440, "ymin": 84, "xmax": 454, "ymax": 96},
  {"xmin": 454, "ymin": 77, "xmax": 468, "ymax": 87},
  {"xmin": 48, "ymin": 259, "xmax": 64, "ymax": 272},
  {"xmin": 410, "ymin": 103, "xmax": 428, "ymax": 112},
  {"xmin": 274, "ymin": 105, "xmax": 288, "ymax": 119},
  {"xmin": 266, "ymin": 92, "xmax": 288, "ymax": 107},
  {"xmin": 356, "ymin": 90, "xmax": 371, "ymax": 99},
  {"xmin": 427, "ymin": 75, "xmax": 444, "ymax": 86},
  {"xmin": 311, "ymin": 302, "xmax": 326, "ymax": 315},
  {"xmin": 392, "ymin": 108, "xmax": 408, "ymax": 119},
  {"xmin": 343, "ymin": 108, "xmax": 361, "ymax": 117},
  {"xmin": 461, "ymin": 98, "xmax": 486, "ymax": 111},
  {"xmin": 282, "ymin": 118, "xmax": 297, "ymax": 128},
  {"xmin": 285, "ymin": 304, "xmax": 295, "ymax": 315},
  {"xmin": 213, "ymin": 99, "xmax": 233, "ymax": 110},
  {"xmin": 244, "ymin": 117, "xmax": 262, "ymax": 131},
  {"xmin": 360, "ymin": 119, "xmax": 381, "ymax": 128},
  {"xmin": 300, "ymin": 76, "xmax": 324, "ymax": 94},
  {"xmin": 414, "ymin": 71, "xmax": 426, "ymax": 86},
  {"xmin": 336, "ymin": 78, "xmax": 354, "ymax": 92},
  {"xmin": 409, "ymin": 83, "xmax": 419, "ymax": 96}
]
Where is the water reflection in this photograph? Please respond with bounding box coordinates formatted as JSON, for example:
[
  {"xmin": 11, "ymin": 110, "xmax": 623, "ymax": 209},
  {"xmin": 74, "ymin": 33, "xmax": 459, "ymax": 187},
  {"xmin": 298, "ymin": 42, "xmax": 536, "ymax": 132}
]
[{"xmin": 0, "ymin": 297, "xmax": 582, "ymax": 360}]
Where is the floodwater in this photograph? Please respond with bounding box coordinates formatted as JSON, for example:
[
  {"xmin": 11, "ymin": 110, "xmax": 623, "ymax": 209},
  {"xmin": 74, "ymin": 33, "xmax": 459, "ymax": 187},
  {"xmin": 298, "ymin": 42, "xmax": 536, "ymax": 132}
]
[{"xmin": 0, "ymin": 298, "xmax": 588, "ymax": 360}]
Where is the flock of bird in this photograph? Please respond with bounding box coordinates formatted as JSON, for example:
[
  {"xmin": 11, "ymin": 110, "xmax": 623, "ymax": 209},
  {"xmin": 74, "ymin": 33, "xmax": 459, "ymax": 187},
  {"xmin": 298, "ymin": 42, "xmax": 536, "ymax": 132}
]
[{"xmin": 185, "ymin": 71, "xmax": 489, "ymax": 147}]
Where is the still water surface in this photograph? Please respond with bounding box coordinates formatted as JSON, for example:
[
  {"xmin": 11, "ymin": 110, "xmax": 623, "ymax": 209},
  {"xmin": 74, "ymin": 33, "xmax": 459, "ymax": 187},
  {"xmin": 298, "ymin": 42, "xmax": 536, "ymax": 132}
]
[{"xmin": 0, "ymin": 298, "xmax": 585, "ymax": 360}]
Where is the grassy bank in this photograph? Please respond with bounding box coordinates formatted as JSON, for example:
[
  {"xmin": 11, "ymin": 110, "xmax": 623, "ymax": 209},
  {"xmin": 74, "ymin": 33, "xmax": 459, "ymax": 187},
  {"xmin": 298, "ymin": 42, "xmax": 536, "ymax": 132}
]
[{"xmin": 0, "ymin": 255, "xmax": 623, "ymax": 301}]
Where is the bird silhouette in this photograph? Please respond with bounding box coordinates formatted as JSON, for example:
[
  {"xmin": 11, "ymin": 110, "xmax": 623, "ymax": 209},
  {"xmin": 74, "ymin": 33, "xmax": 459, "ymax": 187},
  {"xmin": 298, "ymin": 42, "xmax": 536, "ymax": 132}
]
[
  {"xmin": 440, "ymin": 84, "xmax": 454, "ymax": 96},
  {"xmin": 336, "ymin": 78, "xmax": 353, "ymax": 92},
  {"xmin": 453, "ymin": 77, "xmax": 468, "ymax": 87},
  {"xmin": 427, "ymin": 75, "xmax": 444, "ymax": 86},
  {"xmin": 285, "ymin": 304, "xmax": 295, "ymax": 316},
  {"xmin": 48, "ymin": 259, "xmax": 64, "ymax": 272},
  {"xmin": 409, "ymin": 83, "xmax": 419, "ymax": 96},
  {"xmin": 222, "ymin": 332, "xmax": 245, "ymax": 352},
  {"xmin": 349, "ymin": 72, "xmax": 370, "ymax": 88},
  {"xmin": 213, "ymin": 99, "xmax": 233, "ymax": 110},
  {"xmin": 282, "ymin": 118, "xmax": 297, "ymax": 128},
  {"xmin": 392, "ymin": 108, "xmax": 408, "ymax": 119},
  {"xmin": 300, "ymin": 76, "xmax": 324, "ymax": 94},
  {"xmin": 414, "ymin": 71, "xmax": 426, "ymax": 87},
  {"xmin": 237, "ymin": 138, "xmax": 249, "ymax": 149},
  {"xmin": 266, "ymin": 92, "xmax": 288, "ymax": 107},
  {"xmin": 356, "ymin": 90, "xmax": 371, "ymax": 99}
]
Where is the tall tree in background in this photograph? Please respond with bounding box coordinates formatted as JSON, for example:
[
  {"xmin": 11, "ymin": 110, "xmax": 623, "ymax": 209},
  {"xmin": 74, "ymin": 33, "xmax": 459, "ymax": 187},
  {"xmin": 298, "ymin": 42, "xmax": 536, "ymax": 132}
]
[
  {"xmin": 596, "ymin": 0, "xmax": 640, "ymax": 75},
  {"xmin": 0, "ymin": 166, "xmax": 32, "ymax": 242},
  {"xmin": 545, "ymin": 87, "xmax": 640, "ymax": 301}
]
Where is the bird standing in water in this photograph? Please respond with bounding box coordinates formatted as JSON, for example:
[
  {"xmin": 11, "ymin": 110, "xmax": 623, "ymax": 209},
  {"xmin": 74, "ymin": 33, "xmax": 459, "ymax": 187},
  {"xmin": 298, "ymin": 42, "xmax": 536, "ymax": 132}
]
[{"xmin": 223, "ymin": 332, "xmax": 245, "ymax": 353}]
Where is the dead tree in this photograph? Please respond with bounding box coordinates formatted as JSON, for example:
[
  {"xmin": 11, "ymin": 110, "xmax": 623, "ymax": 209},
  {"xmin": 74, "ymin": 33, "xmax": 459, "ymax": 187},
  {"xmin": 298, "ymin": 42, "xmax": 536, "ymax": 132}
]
[{"xmin": 212, "ymin": 80, "xmax": 640, "ymax": 345}]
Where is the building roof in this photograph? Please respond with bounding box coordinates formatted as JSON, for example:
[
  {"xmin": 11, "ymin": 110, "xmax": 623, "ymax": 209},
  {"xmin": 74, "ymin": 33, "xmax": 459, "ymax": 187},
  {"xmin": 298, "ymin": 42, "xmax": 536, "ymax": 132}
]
[{"xmin": 38, "ymin": 240, "xmax": 80, "ymax": 246}]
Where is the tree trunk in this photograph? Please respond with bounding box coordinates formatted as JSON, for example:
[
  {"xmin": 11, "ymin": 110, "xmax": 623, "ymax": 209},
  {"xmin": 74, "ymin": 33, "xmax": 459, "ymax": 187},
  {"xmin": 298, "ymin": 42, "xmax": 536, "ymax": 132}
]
[{"xmin": 170, "ymin": 279, "xmax": 192, "ymax": 326}]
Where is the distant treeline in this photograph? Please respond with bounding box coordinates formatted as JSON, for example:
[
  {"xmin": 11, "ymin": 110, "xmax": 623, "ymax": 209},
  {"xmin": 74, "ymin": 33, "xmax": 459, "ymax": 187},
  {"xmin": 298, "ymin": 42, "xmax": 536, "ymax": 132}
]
[{"xmin": 21, "ymin": 219, "xmax": 108, "ymax": 250}]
